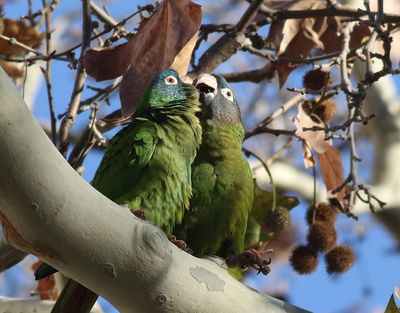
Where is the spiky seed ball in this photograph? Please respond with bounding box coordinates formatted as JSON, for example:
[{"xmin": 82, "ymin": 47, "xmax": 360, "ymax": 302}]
[
  {"xmin": 290, "ymin": 245, "xmax": 319, "ymax": 274},
  {"xmin": 315, "ymin": 98, "xmax": 336, "ymax": 123},
  {"xmin": 325, "ymin": 245, "xmax": 355, "ymax": 274},
  {"xmin": 264, "ymin": 206, "xmax": 291, "ymax": 233},
  {"xmin": 303, "ymin": 69, "xmax": 332, "ymax": 91},
  {"xmin": 306, "ymin": 203, "xmax": 338, "ymax": 225},
  {"xmin": 307, "ymin": 222, "xmax": 337, "ymax": 252},
  {"xmin": 301, "ymin": 98, "xmax": 336, "ymax": 124}
]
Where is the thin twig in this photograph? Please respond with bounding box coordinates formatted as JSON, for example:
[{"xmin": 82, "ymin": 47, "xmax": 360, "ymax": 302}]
[
  {"xmin": 243, "ymin": 147, "xmax": 276, "ymax": 211},
  {"xmin": 58, "ymin": 0, "xmax": 91, "ymax": 156},
  {"xmin": 245, "ymin": 94, "xmax": 303, "ymax": 139},
  {"xmin": 258, "ymin": 5, "xmax": 400, "ymax": 23},
  {"xmin": 41, "ymin": 0, "xmax": 57, "ymax": 144},
  {"xmin": 192, "ymin": 0, "xmax": 264, "ymax": 76},
  {"xmin": 0, "ymin": 34, "xmax": 43, "ymax": 56}
]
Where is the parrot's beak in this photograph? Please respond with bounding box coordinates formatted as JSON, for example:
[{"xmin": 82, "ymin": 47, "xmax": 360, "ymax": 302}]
[{"xmin": 194, "ymin": 74, "xmax": 218, "ymax": 106}]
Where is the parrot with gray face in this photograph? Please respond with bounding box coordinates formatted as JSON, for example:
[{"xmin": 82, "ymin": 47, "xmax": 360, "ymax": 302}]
[
  {"xmin": 176, "ymin": 74, "xmax": 270, "ymax": 274},
  {"xmin": 35, "ymin": 68, "xmax": 202, "ymax": 313}
]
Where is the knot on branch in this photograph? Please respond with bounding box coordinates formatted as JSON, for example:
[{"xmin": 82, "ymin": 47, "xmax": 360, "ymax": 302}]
[{"xmin": 134, "ymin": 223, "xmax": 173, "ymax": 282}]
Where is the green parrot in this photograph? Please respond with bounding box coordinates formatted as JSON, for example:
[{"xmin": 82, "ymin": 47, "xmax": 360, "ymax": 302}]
[
  {"xmin": 176, "ymin": 74, "xmax": 267, "ymax": 272},
  {"xmin": 35, "ymin": 68, "xmax": 202, "ymax": 313}
]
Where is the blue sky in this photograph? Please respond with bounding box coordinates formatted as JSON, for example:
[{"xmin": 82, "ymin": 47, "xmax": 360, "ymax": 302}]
[{"xmin": 1, "ymin": 1, "xmax": 399, "ymax": 313}]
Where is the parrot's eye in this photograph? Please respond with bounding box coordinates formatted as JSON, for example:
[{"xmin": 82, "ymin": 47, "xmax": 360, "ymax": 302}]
[
  {"xmin": 221, "ymin": 88, "xmax": 234, "ymax": 101},
  {"xmin": 165, "ymin": 76, "xmax": 178, "ymax": 85}
]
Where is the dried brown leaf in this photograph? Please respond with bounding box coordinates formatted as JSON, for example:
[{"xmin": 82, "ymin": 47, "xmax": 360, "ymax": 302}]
[
  {"xmin": 83, "ymin": 0, "xmax": 202, "ymax": 115},
  {"xmin": 318, "ymin": 146, "xmax": 346, "ymax": 202},
  {"xmin": 266, "ymin": 1, "xmax": 371, "ymax": 87},
  {"xmin": 0, "ymin": 18, "xmax": 45, "ymax": 55},
  {"xmin": 294, "ymin": 103, "xmax": 331, "ymax": 153},
  {"xmin": 0, "ymin": 60, "xmax": 24, "ymax": 79},
  {"xmin": 0, "ymin": 18, "xmax": 44, "ymax": 80},
  {"xmin": 171, "ymin": 32, "xmax": 198, "ymax": 75}
]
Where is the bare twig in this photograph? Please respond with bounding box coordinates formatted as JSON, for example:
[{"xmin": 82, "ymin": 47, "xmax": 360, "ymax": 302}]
[
  {"xmin": 68, "ymin": 104, "xmax": 105, "ymax": 170},
  {"xmin": 0, "ymin": 34, "xmax": 44, "ymax": 56},
  {"xmin": 41, "ymin": 0, "xmax": 57, "ymax": 144},
  {"xmin": 257, "ymin": 5, "xmax": 400, "ymax": 23},
  {"xmin": 223, "ymin": 63, "xmax": 276, "ymax": 83},
  {"xmin": 191, "ymin": 0, "xmax": 264, "ymax": 76},
  {"xmin": 90, "ymin": 1, "xmax": 120, "ymax": 28},
  {"xmin": 245, "ymin": 94, "xmax": 303, "ymax": 139},
  {"xmin": 58, "ymin": 0, "xmax": 91, "ymax": 156},
  {"xmin": 243, "ymin": 147, "xmax": 276, "ymax": 211},
  {"xmin": 376, "ymin": 0, "xmax": 384, "ymax": 25},
  {"xmin": 266, "ymin": 138, "xmax": 293, "ymax": 165}
]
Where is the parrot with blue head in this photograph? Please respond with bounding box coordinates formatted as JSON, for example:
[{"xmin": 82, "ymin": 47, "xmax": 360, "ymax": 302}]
[{"xmin": 35, "ymin": 68, "xmax": 202, "ymax": 313}]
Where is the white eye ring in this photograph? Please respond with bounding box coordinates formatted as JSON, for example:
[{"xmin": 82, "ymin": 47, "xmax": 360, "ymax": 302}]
[
  {"xmin": 221, "ymin": 88, "xmax": 234, "ymax": 101},
  {"xmin": 165, "ymin": 75, "xmax": 178, "ymax": 85}
]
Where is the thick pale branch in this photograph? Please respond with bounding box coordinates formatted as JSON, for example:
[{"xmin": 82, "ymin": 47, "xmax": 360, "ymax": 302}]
[
  {"xmin": 0, "ymin": 297, "xmax": 103, "ymax": 313},
  {"xmin": 0, "ymin": 68, "xmax": 309, "ymax": 313}
]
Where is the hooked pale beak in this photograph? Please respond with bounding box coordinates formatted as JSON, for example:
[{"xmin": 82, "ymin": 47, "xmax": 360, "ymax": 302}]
[{"xmin": 194, "ymin": 74, "xmax": 217, "ymax": 105}]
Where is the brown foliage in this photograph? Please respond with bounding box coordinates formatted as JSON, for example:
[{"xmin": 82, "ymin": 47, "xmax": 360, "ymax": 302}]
[
  {"xmin": 294, "ymin": 103, "xmax": 331, "ymax": 153},
  {"xmin": 0, "ymin": 18, "xmax": 45, "ymax": 79},
  {"xmin": 302, "ymin": 98, "xmax": 336, "ymax": 124},
  {"xmin": 318, "ymin": 146, "xmax": 347, "ymax": 204},
  {"xmin": 82, "ymin": 0, "xmax": 202, "ymax": 115},
  {"xmin": 265, "ymin": 0, "xmax": 370, "ymax": 87}
]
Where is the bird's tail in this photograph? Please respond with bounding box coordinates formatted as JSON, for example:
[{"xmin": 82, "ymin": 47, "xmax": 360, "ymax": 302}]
[
  {"xmin": 51, "ymin": 279, "xmax": 98, "ymax": 313},
  {"xmin": 34, "ymin": 262, "xmax": 58, "ymax": 280}
]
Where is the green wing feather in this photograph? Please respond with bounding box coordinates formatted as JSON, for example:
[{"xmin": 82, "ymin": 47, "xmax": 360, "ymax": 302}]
[{"xmin": 91, "ymin": 119, "xmax": 159, "ymax": 202}]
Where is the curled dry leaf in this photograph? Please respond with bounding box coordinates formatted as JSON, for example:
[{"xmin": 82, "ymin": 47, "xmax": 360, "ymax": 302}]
[
  {"xmin": 294, "ymin": 103, "xmax": 331, "ymax": 154},
  {"xmin": 265, "ymin": 0, "xmax": 370, "ymax": 87},
  {"xmin": 317, "ymin": 146, "xmax": 346, "ymax": 203},
  {"xmin": 0, "ymin": 18, "xmax": 45, "ymax": 79},
  {"xmin": 82, "ymin": 0, "xmax": 202, "ymax": 115}
]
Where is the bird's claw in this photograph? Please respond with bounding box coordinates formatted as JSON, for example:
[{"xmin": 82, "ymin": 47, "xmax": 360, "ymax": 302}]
[
  {"xmin": 226, "ymin": 248, "xmax": 273, "ymax": 276},
  {"xmin": 132, "ymin": 209, "xmax": 146, "ymax": 220},
  {"xmin": 169, "ymin": 235, "xmax": 193, "ymax": 254}
]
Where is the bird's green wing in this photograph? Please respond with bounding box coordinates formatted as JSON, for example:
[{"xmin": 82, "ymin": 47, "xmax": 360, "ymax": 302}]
[{"xmin": 91, "ymin": 118, "xmax": 159, "ymax": 203}]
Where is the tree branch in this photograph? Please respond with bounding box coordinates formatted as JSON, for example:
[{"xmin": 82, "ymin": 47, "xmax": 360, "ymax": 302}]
[
  {"xmin": 191, "ymin": 0, "xmax": 264, "ymax": 76},
  {"xmin": 0, "ymin": 297, "xmax": 104, "ymax": 313},
  {"xmin": 0, "ymin": 69, "xmax": 309, "ymax": 312}
]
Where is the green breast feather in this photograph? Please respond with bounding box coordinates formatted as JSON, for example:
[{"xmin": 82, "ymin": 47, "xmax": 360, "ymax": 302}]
[{"xmin": 179, "ymin": 74, "xmax": 254, "ymax": 257}]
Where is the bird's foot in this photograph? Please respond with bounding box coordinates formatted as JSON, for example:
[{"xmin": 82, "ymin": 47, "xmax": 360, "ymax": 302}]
[
  {"xmin": 226, "ymin": 248, "xmax": 273, "ymax": 275},
  {"xmin": 169, "ymin": 235, "xmax": 193, "ymax": 254},
  {"xmin": 131, "ymin": 209, "xmax": 146, "ymax": 220}
]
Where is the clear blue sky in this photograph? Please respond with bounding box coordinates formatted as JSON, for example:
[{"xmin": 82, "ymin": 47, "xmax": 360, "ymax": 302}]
[{"xmin": 1, "ymin": 1, "xmax": 399, "ymax": 313}]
